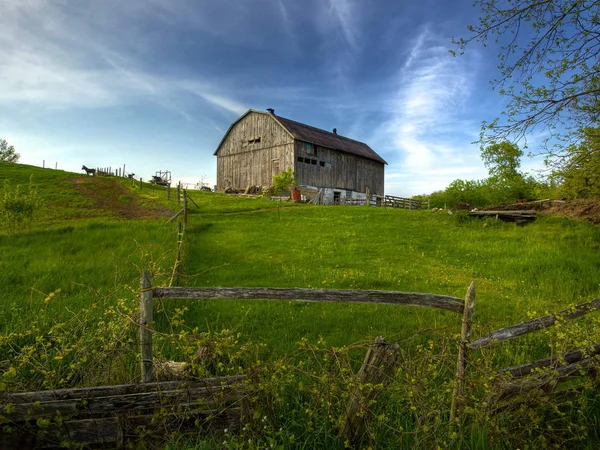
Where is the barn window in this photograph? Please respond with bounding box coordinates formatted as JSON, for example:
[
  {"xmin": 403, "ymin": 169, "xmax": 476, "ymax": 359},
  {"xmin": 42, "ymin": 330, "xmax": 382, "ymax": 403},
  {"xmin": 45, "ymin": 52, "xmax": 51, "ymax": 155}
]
[
  {"xmin": 248, "ymin": 136, "xmax": 262, "ymax": 144},
  {"xmin": 319, "ymin": 161, "xmax": 325, "ymax": 167},
  {"xmin": 305, "ymin": 143, "xmax": 317, "ymax": 155},
  {"xmin": 325, "ymin": 162, "xmax": 332, "ymax": 168},
  {"xmin": 297, "ymin": 157, "xmax": 304, "ymax": 163},
  {"xmin": 311, "ymin": 159, "xmax": 317, "ymax": 165}
]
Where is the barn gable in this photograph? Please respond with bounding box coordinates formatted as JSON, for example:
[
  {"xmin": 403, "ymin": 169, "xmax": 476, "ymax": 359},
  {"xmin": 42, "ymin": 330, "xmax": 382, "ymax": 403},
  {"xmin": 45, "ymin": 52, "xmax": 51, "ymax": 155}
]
[{"xmin": 214, "ymin": 109, "xmax": 386, "ymax": 200}]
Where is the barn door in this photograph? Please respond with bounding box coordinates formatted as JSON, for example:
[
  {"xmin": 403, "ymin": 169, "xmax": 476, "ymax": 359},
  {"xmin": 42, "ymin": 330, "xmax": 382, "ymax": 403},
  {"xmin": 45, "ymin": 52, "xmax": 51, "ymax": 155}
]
[{"xmin": 271, "ymin": 159, "xmax": 280, "ymax": 176}]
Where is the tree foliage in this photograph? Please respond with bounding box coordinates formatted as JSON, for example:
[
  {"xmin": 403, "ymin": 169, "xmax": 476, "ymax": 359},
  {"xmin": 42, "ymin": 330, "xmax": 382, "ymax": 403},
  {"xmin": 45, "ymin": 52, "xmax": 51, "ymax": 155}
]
[
  {"xmin": 0, "ymin": 139, "xmax": 20, "ymax": 163},
  {"xmin": 272, "ymin": 168, "xmax": 297, "ymax": 194},
  {"xmin": 481, "ymin": 141, "xmax": 523, "ymax": 180},
  {"xmin": 555, "ymin": 127, "xmax": 600, "ymax": 198},
  {"xmin": 455, "ymin": 0, "xmax": 600, "ymax": 159}
]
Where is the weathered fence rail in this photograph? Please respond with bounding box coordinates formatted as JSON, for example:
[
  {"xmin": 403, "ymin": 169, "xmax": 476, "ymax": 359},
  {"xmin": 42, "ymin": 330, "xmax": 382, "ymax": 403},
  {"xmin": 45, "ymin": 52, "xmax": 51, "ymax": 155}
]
[
  {"xmin": 1, "ymin": 376, "xmax": 246, "ymax": 448},
  {"xmin": 463, "ymin": 297, "xmax": 600, "ymax": 413},
  {"xmin": 152, "ymin": 286, "xmax": 465, "ymax": 313},
  {"xmin": 384, "ymin": 195, "xmax": 422, "ymax": 210}
]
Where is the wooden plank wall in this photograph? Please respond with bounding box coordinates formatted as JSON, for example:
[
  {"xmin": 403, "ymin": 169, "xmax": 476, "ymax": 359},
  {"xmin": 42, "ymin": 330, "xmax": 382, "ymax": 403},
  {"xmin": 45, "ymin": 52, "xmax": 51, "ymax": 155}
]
[
  {"xmin": 216, "ymin": 112, "xmax": 294, "ymax": 190},
  {"xmin": 293, "ymin": 141, "xmax": 384, "ymax": 194}
]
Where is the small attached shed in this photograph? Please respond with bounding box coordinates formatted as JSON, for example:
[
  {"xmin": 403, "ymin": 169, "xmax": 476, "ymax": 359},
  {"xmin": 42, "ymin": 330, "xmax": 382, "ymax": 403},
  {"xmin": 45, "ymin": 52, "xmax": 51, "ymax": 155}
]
[{"xmin": 214, "ymin": 109, "xmax": 386, "ymax": 203}]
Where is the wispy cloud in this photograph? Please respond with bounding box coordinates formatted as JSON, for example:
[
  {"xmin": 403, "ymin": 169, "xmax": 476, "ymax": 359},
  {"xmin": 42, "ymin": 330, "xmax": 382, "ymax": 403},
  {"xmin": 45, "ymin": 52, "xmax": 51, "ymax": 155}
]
[
  {"xmin": 0, "ymin": 0, "xmax": 246, "ymax": 121},
  {"xmin": 179, "ymin": 82, "xmax": 248, "ymax": 115},
  {"xmin": 276, "ymin": 0, "xmax": 296, "ymax": 40},
  {"xmin": 375, "ymin": 26, "xmax": 485, "ymax": 195},
  {"xmin": 328, "ymin": 0, "xmax": 359, "ymax": 50}
]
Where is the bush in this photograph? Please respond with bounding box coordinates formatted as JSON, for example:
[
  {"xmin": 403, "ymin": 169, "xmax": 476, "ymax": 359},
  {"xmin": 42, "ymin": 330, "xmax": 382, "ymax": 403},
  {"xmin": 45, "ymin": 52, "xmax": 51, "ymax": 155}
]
[{"xmin": 1, "ymin": 176, "xmax": 42, "ymax": 233}]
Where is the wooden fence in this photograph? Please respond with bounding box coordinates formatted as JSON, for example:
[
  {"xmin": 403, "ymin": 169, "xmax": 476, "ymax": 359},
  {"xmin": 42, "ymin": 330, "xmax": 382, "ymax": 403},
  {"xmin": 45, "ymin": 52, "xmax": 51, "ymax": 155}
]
[
  {"xmin": 1, "ymin": 376, "xmax": 245, "ymax": 448},
  {"xmin": 144, "ymin": 276, "xmax": 475, "ymax": 443},
  {"xmin": 3, "ymin": 269, "xmax": 599, "ymax": 446},
  {"xmin": 384, "ymin": 195, "xmax": 422, "ymax": 210},
  {"xmin": 464, "ymin": 298, "xmax": 600, "ymax": 414}
]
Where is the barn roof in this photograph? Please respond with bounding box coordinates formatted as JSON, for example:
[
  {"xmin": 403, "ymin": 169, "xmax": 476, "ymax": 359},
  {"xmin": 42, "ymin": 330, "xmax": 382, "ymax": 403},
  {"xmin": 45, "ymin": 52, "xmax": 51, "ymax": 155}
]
[
  {"xmin": 272, "ymin": 114, "xmax": 387, "ymax": 165},
  {"xmin": 214, "ymin": 110, "xmax": 387, "ymax": 165}
]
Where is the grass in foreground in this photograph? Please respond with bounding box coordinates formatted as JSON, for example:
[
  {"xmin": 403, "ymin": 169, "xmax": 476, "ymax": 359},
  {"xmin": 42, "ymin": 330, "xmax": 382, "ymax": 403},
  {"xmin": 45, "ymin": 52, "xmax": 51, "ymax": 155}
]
[{"xmin": 3, "ymin": 166, "xmax": 600, "ymax": 448}]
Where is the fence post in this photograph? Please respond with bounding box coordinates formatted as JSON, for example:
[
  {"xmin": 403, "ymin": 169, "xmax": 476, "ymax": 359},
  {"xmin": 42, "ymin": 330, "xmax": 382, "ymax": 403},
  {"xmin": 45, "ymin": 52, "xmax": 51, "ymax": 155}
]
[
  {"xmin": 177, "ymin": 182, "xmax": 181, "ymax": 204},
  {"xmin": 139, "ymin": 178, "xmax": 142, "ymax": 190},
  {"xmin": 167, "ymin": 183, "xmax": 171, "ymax": 200},
  {"xmin": 183, "ymin": 190, "xmax": 188, "ymax": 225},
  {"xmin": 341, "ymin": 337, "xmax": 399, "ymax": 445},
  {"xmin": 140, "ymin": 270, "xmax": 154, "ymax": 383},
  {"xmin": 450, "ymin": 281, "xmax": 475, "ymax": 423}
]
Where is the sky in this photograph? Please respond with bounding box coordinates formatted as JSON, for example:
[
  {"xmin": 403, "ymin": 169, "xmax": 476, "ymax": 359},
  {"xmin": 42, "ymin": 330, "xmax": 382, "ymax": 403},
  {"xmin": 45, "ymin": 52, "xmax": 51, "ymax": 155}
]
[{"xmin": 0, "ymin": 0, "xmax": 547, "ymax": 196}]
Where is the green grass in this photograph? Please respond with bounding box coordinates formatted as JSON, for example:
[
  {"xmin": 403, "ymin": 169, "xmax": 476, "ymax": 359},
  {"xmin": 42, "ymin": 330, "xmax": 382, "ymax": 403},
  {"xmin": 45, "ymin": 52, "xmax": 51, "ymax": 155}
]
[
  {"xmin": 3, "ymin": 163, "xmax": 600, "ymax": 448},
  {"xmin": 0, "ymin": 164, "xmax": 179, "ymax": 332},
  {"xmin": 153, "ymin": 197, "xmax": 600, "ymax": 364}
]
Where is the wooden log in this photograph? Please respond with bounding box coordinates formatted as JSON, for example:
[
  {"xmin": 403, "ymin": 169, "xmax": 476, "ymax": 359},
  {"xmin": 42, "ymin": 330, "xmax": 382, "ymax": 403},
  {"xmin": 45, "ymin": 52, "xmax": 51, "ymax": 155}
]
[
  {"xmin": 469, "ymin": 210, "xmax": 536, "ymax": 215},
  {"xmin": 3, "ymin": 383, "xmax": 246, "ymax": 422},
  {"xmin": 154, "ymin": 360, "xmax": 187, "ymax": 380},
  {"xmin": 340, "ymin": 337, "xmax": 399, "ymax": 445},
  {"xmin": 4, "ymin": 376, "xmax": 246, "ymax": 404},
  {"xmin": 499, "ymin": 343, "xmax": 600, "ymax": 378},
  {"xmin": 140, "ymin": 271, "xmax": 154, "ymax": 383},
  {"xmin": 153, "ymin": 287, "xmax": 465, "ymax": 314},
  {"xmin": 450, "ymin": 281, "xmax": 475, "ymax": 423},
  {"xmin": 1, "ymin": 408, "xmax": 243, "ymax": 448},
  {"xmin": 494, "ymin": 356, "xmax": 600, "ymax": 403},
  {"xmin": 469, "ymin": 298, "xmax": 600, "ymax": 349}
]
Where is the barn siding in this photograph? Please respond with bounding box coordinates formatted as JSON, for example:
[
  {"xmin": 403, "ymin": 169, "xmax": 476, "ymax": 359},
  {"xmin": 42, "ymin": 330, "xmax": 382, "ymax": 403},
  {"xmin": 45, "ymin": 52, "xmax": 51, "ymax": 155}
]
[
  {"xmin": 216, "ymin": 112, "xmax": 294, "ymax": 190},
  {"xmin": 293, "ymin": 141, "xmax": 384, "ymax": 194}
]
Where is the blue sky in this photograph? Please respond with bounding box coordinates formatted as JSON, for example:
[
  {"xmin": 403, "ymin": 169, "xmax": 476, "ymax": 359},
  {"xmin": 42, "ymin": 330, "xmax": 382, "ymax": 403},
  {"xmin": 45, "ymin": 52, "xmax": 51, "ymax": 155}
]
[{"xmin": 1, "ymin": 0, "xmax": 546, "ymax": 196}]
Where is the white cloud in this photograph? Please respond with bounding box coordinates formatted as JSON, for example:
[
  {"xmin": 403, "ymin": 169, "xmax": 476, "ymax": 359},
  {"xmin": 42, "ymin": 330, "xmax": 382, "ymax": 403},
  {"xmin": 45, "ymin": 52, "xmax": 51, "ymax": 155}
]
[
  {"xmin": 375, "ymin": 26, "xmax": 487, "ymax": 196},
  {"xmin": 328, "ymin": 0, "xmax": 359, "ymax": 50},
  {"xmin": 179, "ymin": 82, "xmax": 248, "ymax": 116},
  {"xmin": 0, "ymin": 0, "xmax": 245, "ymax": 121}
]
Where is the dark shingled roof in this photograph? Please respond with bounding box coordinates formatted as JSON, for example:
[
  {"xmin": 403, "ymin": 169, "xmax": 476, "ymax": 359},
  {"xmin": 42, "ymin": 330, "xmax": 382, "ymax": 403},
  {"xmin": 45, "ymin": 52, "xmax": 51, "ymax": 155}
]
[{"xmin": 273, "ymin": 114, "xmax": 387, "ymax": 165}]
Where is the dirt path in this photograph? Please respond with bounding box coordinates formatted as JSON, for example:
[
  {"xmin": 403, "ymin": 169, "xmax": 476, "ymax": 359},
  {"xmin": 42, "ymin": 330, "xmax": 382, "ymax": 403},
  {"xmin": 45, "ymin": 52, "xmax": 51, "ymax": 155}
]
[{"xmin": 69, "ymin": 177, "xmax": 173, "ymax": 220}]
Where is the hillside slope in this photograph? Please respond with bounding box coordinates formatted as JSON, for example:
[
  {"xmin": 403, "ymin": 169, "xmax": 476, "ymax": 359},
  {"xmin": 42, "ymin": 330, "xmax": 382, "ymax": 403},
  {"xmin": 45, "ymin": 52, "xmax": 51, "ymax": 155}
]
[{"xmin": 0, "ymin": 163, "xmax": 173, "ymax": 229}]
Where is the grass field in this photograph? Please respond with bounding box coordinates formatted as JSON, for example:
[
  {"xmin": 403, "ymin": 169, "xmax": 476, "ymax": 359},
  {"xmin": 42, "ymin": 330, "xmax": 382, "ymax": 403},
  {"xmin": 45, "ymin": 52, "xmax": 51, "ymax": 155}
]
[
  {"xmin": 153, "ymin": 191, "xmax": 600, "ymax": 362},
  {"xmin": 2, "ymin": 163, "xmax": 600, "ymax": 448}
]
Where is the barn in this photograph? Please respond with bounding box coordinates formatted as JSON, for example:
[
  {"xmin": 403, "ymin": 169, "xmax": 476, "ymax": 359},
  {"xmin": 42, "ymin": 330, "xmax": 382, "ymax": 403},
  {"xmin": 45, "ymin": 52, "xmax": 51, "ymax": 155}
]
[{"xmin": 214, "ymin": 109, "xmax": 386, "ymax": 204}]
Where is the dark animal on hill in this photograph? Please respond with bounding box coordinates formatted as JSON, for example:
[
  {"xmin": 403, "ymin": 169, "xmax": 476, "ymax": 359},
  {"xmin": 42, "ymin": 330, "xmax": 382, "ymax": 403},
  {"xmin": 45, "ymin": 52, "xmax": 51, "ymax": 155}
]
[
  {"xmin": 81, "ymin": 165, "xmax": 96, "ymax": 176},
  {"xmin": 128, "ymin": 173, "xmax": 135, "ymax": 179}
]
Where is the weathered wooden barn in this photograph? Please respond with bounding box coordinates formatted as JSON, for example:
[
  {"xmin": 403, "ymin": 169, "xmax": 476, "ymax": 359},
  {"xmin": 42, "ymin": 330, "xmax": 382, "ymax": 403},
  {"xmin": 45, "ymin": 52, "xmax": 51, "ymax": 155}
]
[{"xmin": 214, "ymin": 109, "xmax": 386, "ymax": 203}]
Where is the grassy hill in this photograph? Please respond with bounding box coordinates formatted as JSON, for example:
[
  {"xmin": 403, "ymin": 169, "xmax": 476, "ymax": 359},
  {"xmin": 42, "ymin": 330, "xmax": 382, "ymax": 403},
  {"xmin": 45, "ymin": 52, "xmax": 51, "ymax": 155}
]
[{"xmin": 2, "ymin": 162, "xmax": 600, "ymax": 448}]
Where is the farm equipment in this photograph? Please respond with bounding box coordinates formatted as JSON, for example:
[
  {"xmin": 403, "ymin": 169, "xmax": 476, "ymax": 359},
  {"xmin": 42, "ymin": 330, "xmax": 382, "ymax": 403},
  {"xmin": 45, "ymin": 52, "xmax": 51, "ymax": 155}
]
[{"xmin": 150, "ymin": 170, "xmax": 172, "ymax": 186}]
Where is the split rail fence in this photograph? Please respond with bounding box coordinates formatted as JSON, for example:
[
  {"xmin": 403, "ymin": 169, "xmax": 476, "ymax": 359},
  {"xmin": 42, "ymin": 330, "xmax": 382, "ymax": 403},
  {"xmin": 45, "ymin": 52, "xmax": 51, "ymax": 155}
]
[{"xmin": 3, "ymin": 274, "xmax": 600, "ymax": 447}]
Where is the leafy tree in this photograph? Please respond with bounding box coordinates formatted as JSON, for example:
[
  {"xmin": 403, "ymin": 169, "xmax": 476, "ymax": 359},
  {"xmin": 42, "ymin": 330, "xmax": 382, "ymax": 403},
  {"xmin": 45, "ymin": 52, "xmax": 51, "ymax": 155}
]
[
  {"xmin": 556, "ymin": 127, "xmax": 600, "ymax": 198},
  {"xmin": 454, "ymin": 1, "xmax": 600, "ymax": 161},
  {"xmin": 481, "ymin": 141, "xmax": 523, "ymax": 181},
  {"xmin": 0, "ymin": 139, "xmax": 20, "ymax": 163}
]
